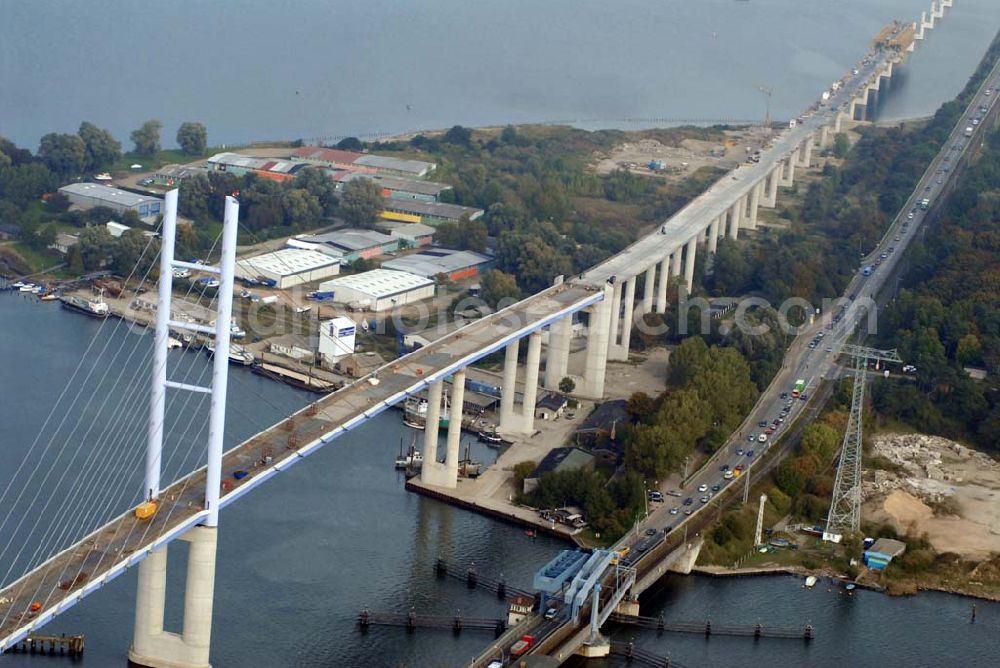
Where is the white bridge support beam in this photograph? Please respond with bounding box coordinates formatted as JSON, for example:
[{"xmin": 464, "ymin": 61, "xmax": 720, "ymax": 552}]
[
  {"xmin": 763, "ymin": 166, "xmax": 779, "ymax": 207},
  {"xmin": 683, "ymin": 236, "xmax": 697, "ymax": 293},
  {"xmin": 580, "ymin": 285, "xmax": 612, "ymax": 399},
  {"xmin": 779, "ymin": 155, "xmax": 796, "ymax": 187},
  {"xmin": 641, "ymin": 264, "xmax": 656, "ymax": 314},
  {"xmin": 606, "ymin": 281, "xmax": 622, "ymax": 359},
  {"xmin": 708, "ymin": 215, "xmax": 721, "ymax": 253},
  {"xmin": 797, "ymin": 135, "xmax": 814, "ymax": 168},
  {"xmin": 499, "ymin": 340, "xmax": 519, "ymax": 433},
  {"xmin": 727, "ymin": 200, "xmax": 741, "ymax": 239},
  {"xmin": 655, "ymin": 255, "xmax": 670, "ymax": 313},
  {"xmin": 819, "ymin": 124, "xmax": 830, "ymax": 149},
  {"xmin": 746, "ymin": 183, "xmax": 761, "ymax": 229},
  {"xmin": 544, "ymin": 316, "xmax": 572, "ymax": 389},
  {"xmin": 521, "ymin": 331, "xmax": 542, "ymax": 433},
  {"xmin": 614, "ymin": 277, "xmax": 636, "ymax": 361},
  {"xmin": 129, "ymin": 526, "xmax": 218, "ymax": 668}
]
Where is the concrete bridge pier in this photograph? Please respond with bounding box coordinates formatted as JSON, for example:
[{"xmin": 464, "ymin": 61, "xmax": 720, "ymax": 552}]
[
  {"xmin": 641, "ymin": 264, "xmax": 656, "ymax": 314},
  {"xmin": 746, "ymin": 183, "xmax": 761, "ymax": 229},
  {"xmin": 670, "ymin": 248, "xmax": 682, "ymax": 281},
  {"xmin": 707, "ymin": 215, "xmax": 721, "ymax": 253},
  {"xmin": 129, "ymin": 526, "xmax": 218, "ymax": 668},
  {"xmin": 499, "ymin": 333, "xmax": 542, "ymax": 433},
  {"xmin": 797, "ymin": 136, "xmax": 813, "ymax": 168},
  {"xmin": 819, "ymin": 124, "xmax": 830, "ymax": 150},
  {"xmin": 543, "ymin": 316, "xmax": 572, "ymax": 389},
  {"xmin": 421, "ymin": 373, "xmax": 466, "ymax": 487},
  {"xmin": 654, "ymin": 255, "xmax": 670, "ymax": 313},
  {"xmin": 498, "ymin": 342, "xmax": 519, "ymax": 433},
  {"xmin": 727, "ymin": 201, "xmax": 741, "ymax": 239},
  {"xmin": 683, "ymin": 236, "xmax": 697, "ymax": 292},
  {"xmin": 579, "ymin": 285, "xmax": 612, "ymax": 399},
  {"xmin": 762, "ymin": 167, "xmax": 779, "ymax": 207},
  {"xmin": 614, "ymin": 278, "xmax": 637, "ymax": 360},
  {"xmin": 779, "ymin": 155, "xmax": 795, "ymax": 187}
]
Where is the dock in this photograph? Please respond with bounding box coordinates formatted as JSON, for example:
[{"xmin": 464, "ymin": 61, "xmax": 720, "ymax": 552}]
[
  {"xmin": 608, "ymin": 613, "xmax": 814, "ymax": 640},
  {"xmin": 358, "ymin": 609, "xmax": 507, "ymax": 636},
  {"xmin": 3, "ymin": 633, "xmax": 84, "ymax": 658}
]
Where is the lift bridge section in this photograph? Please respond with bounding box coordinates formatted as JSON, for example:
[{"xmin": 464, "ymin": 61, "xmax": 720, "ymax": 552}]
[{"xmin": 825, "ymin": 344, "xmax": 903, "ymax": 541}]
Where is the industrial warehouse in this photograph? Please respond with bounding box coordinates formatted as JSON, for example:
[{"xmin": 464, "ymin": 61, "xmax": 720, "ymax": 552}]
[
  {"xmin": 290, "ymin": 146, "xmax": 437, "ymax": 178},
  {"xmin": 380, "ymin": 199, "xmax": 484, "ymax": 226},
  {"xmin": 235, "ymin": 248, "xmax": 341, "ymax": 289},
  {"xmin": 289, "ymin": 229, "xmax": 399, "ymax": 262},
  {"xmin": 381, "ymin": 247, "xmax": 492, "ymax": 281},
  {"xmin": 58, "ymin": 183, "xmax": 163, "ymax": 220},
  {"xmin": 317, "ymin": 269, "xmax": 435, "ymax": 311},
  {"xmin": 333, "ymin": 171, "xmax": 452, "ymax": 202}
]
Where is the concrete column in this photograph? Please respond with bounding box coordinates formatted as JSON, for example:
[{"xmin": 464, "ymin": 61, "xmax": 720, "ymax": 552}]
[
  {"xmin": 764, "ymin": 167, "xmax": 778, "ymax": 207},
  {"xmin": 499, "ymin": 341, "xmax": 519, "ymax": 433},
  {"xmin": 581, "ymin": 285, "xmax": 612, "ymax": 399},
  {"xmin": 670, "ymin": 249, "xmax": 682, "ymax": 277},
  {"xmin": 179, "ymin": 526, "xmax": 217, "ymax": 661},
  {"xmin": 131, "ymin": 547, "xmax": 168, "ymax": 661},
  {"xmin": 423, "ymin": 380, "xmax": 443, "ymax": 464},
  {"xmin": 834, "ymin": 112, "xmax": 844, "ymax": 133},
  {"xmin": 708, "ymin": 216, "xmax": 721, "ymax": 253},
  {"xmin": 781, "ymin": 156, "xmax": 796, "ymax": 187},
  {"xmin": 443, "ymin": 369, "xmax": 466, "ymax": 485},
  {"xmin": 641, "ymin": 264, "xmax": 656, "ymax": 314},
  {"xmin": 728, "ymin": 201, "xmax": 741, "ymax": 239},
  {"xmin": 617, "ymin": 277, "xmax": 636, "ymax": 360},
  {"xmin": 801, "ymin": 137, "xmax": 813, "ymax": 167},
  {"xmin": 655, "ymin": 255, "xmax": 670, "ymax": 313},
  {"xmin": 519, "ymin": 331, "xmax": 542, "ymax": 433},
  {"xmin": 683, "ymin": 237, "xmax": 697, "ymax": 292},
  {"xmin": 129, "ymin": 526, "xmax": 218, "ymax": 668},
  {"xmin": 606, "ymin": 280, "xmax": 623, "ymax": 356},
  {"xmin": 819, "ymin": 124, "xmax": 830, "ymax": 149},
  {"xmin": 544, "ymin": 317, "xmax": 572, "ymax": 389},
  {"xmin": 745, "ymin": 183, "xmax": 759, "ymax": 229}
]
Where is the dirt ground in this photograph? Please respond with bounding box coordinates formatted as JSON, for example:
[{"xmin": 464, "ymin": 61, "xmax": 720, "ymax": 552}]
[
  {"xmin": 863, "ymin": 433, "xmax": 1000, "ymax": 559},
  {"xmin": 591, "ymin": 127, "xmax": 773, "ymax": 181}
]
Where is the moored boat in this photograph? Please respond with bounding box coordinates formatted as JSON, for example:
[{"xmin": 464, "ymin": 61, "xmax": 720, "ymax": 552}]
[
  {"xmin": 804, "ymin": 575, "xmax": 818, "ymax": 588},
  {"xmin": 60, "ymin": 294, "xmax": 110, "ymax": 318},
  {"xmin": 205, "ymin": 340, "xmax": 254, "ymax": 366},
  {"xmin": 403, "ymin": 392, "xmax": 450, "ymax": 429}
]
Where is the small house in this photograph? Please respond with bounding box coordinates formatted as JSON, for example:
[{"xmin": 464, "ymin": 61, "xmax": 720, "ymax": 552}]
[
  {"xmin": 535, "ymin": 393, "xmax": 568, "ymax": 420},
  {"xmin": 864, "ymin": 538, "xmax": 907, "ymax": 570}
]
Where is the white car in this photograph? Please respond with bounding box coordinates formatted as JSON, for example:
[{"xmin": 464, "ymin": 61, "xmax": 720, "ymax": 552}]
[
  {"xmin": 723, "ymin": 471, "xmax": 734, "ymax": 480},
  {"xmin": 758, "ymin": 434, "xmax": 768, "ymax": 443},
  {"xmin": 698, "ymin": 484, "xmax": 708, "ymax": 492}
]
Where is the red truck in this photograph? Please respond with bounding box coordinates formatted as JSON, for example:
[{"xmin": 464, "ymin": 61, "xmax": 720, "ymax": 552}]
[{"xmin": 510, "ymin": 634, "xmax": 536, "ymax": 657}]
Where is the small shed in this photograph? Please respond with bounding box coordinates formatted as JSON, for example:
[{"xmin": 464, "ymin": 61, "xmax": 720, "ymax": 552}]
[
  {"xmin": 268, "ymin": 334, "xmax": 315, "ymax": 362},
  {"xmin": 864, "ymin": 538, "xmax": 907, "ymax": 570},
  {"xmin": 535, "ymin": 393, "xmax": 568, "ymax": 420},
  {"xmin": 334, "ymin": 351, "xmax": 384, "ymax": 378}
]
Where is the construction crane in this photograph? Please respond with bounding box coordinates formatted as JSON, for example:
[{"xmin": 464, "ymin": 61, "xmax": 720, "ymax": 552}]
[
  {"xmin": 824, "ymin": 344, "xmax": 903, "ymax": 542},
  {"xmin": 758, "ymin": 85, "xmax": 773, "ymax": 134}
]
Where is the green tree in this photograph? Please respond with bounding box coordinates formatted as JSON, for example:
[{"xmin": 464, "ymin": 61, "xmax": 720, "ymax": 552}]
[
  {"xmin": 130, "ymin": 120, "xmax": 163, "ymax": 155},
  {"xmin": 112, "ymin": 229, "xmax": 158, "ymax": 275},
  {"xmin": 339, "ymin": 177, "xmax": 383, "ymax": 228},
  {"xmin": 667, "ymin": 336, "xmax": 709, "ymax": 387},
  {"xmin": 336, "ymin": 137, "xmax": 363, "ymax": 151},
  {"xmin": 0, "ymin": 163, "xmax": 59, "ymax": 206},
  {"xmin": 294, "ymin": 167, "xmax": 338, "ymax": 214},
  {"xmin": 435, "ymin": 218, "xmax": 488, "ymax": 252},
  {"xmin": 176, "ymin": 122, "xmax": 207, "ymax": 155},
  {"xmin": 513, "ymin": 460, "xmax": 536, "ymax": 487},
  {"xmin": 799, "ymin": 423, "xmax": 841, "ymax": 462},
  {"xmin": 37, "ymin": 133, "xmax": 86, "ymax": 177},
  {"xmin": 442, "ymin": 125, "xmax": 472, "ymax": 146},
  {"xmin": 76, "ymin": 225, "xmax": 115, "ymax": 270},
  {"xmin": 77, "ymin": 122, "xmax": 121, "ymax": 172},
  {"xmin": 178, "ymin": 173, "xmax": 212, "ymax": 221},
  {"xmin": 832, "ymin": 133, "xmax": 850, "ymax": 158},
  {"xmin": 559, "ymin": 377, "xmax": 576, "ymax": 394},
  {"xmin": 479, "ymin": 269, "xmax": 520, "ymax": 308},
  {"xmin": 281, "ymin": 188, "xmax": 322, "ymax": 228},
  {"xmin": 626, "ymin": 391, "xmax": 653, "ymax": 420}
]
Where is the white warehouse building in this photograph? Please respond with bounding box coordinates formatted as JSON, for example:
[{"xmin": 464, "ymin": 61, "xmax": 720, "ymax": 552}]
[
  {"xmin": 318, "ymin": 316, "xmax": 357, "ymax": 366},
  {"xmin": 318, "ymin": 269, "xmax": 435, "ymax": 312},
  {"xmin": 235, "ymin": 248, "xmax": 341, "ymax": 289}
]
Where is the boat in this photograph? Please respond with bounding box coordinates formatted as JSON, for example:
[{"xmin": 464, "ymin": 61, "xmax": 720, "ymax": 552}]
[
  {"xmin": 250, "ymin": 359, "xmax": 338, "ymax": 393},
  {"xmin": 94, "ymin": 172, "xmax": 113, "ymax": 181},
  {"xmin": 39, "ymin": 291, "xmax": 59, "ymax": 301},
  {"xmin": 205, "ymin": 340, "xmax": 254, "ymax": 366},
  {"xmin": 804, "ymin": 575, "xmax": 818, "ymax": 588},
  {"xmin": 477, "ymin": 428, "xmax": 510, "ymax": 447},
  {"xmin": 525, "ymin": 529, "xmax": 537, "ymax": 538},
  {"xmin": 845, "ymin": 583, "xmax": 856, "ymax": 591},
  {"xmin": 60, "ymin": 294, "xmax": 110, "ymax": 318},
  {"xmin": 9, "ymin": 281, "xmax": 26, "ymax": 290},
  {"xmin": 458, "ymin": 442, "xmax": 481, "ymax": 478},
  {"xmin": 394, "ymin": 435, "xmax": 423, "ymax": 469},
  {"xmin": 18, "ymin": 283, "xmax": 36, "ymax": 292},
  {"xmin": 403, "ymin": 391, "xmax": 450, "ymax": 429}
]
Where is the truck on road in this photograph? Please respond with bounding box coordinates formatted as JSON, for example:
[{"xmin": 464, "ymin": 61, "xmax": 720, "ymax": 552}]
[
  {"xmin": 510, "ymin": 635, "xmax": 536, "ymax": 658},
  {"xmin": 965, "ymin": 126, "xmax": 974, "ymax": 137},
  {"xmin": 792, "ymin": 379, "xmax": 806, "ymax": 398}
]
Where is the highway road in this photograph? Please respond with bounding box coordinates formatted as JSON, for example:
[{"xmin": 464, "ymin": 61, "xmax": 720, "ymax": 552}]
[{"xmin": 625, "ymin": 49, "xmax": 1000, "ymax": 552}]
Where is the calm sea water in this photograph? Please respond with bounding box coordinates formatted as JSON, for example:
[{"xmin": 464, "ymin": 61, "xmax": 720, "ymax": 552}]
[
  {"xmin": 3, "ymin": 2, "xmax": 1000, "ymax": 665},
  {"xmin": 2, "ymin": 0, "xmax": 1000, "ymax": 149}
]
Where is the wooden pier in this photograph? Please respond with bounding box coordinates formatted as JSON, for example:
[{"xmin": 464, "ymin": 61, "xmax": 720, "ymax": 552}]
[
  {"xmin": 609, "ymin": 613, "xmax": 814, "ymax": 640},
  {"xmin": 3, "ymin": 633, "xmax": 85, "ymax": 658},
  {"xmin": 610, "ymin": 641, "xmax": 688, "ymax": 668},
  {"xmin": 358, "ymin": 609, "xmax": 507, "ymax": 637},
  {"xmin": 434, "ymin": 557, "xmax": 534, "ymax": 601}
]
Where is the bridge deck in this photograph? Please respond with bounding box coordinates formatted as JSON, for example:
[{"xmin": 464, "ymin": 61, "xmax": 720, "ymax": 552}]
[
  {"xmin": 0, "ymin": 283, "xmax": 602, "ymax": 651},
  {"xmin": 580, "ymin": 50, "xmax": 895, "ymax": 284}
]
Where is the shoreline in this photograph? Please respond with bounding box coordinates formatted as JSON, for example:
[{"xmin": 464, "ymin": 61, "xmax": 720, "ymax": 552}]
[{"xmin": 690, "ymin": 563, "xmax": 1000, "ymax": 603}]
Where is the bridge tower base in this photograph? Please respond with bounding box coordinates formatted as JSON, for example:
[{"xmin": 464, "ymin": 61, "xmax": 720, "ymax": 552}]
[
  {"xmin": 575, "ymin": 635, "xmax": 611, "ymax": 658},
  {"xmin": 128, "ymin": 526, "xmax": 218, "ymax": 668}
]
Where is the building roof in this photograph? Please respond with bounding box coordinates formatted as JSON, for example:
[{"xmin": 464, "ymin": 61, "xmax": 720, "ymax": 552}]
[
  {"xmin": 207, "ymin": 152, "xmax": 307, "ymax": 175},
  {"xmin": 376, "ymin": 221, "xmax": 437, "ymax": 239},
  {"xmin": 319, "ymin": 269, "xmax": 434, "ymax": 299},
  {"xmin": 291, "ymin": 146, "xmax": 363, "ymax": 165},
  {"xmin": 529, "ymin": 447, "xmax": 594, "ymax": 479},
  {"xmin": 576, "ymin": 400, "xmax": 629, "ymax": 436},
  {"xmin": 383, "ymin": 199, "xmax": 484, "ymax": 221},
  {"xmin": 353, "ymin": 154, "xmax": 436, "ymax": 176},
  {"xmin": 867, "ymin": 538, "xmax": 907, "ymax": 558},
  {"xmin": 237, "ymin": 248, "xmax": 340, "ymax": 277},
  {"xmin": 59, "ymin": 182, "xmax": 162, "ymax": 208},
  {"xmin": 536, "ymin": 393, "xmax": 568, "ymax": 411},
  {"xmin": 154, "ymin": 164, "xmax": 206, "ymax": 179},
  {"xmin": 382, "ymin": 248, "xmax": 492, "ymax": 278},
  {"xmin": 268, "ymin": 333, "xmax": 316, "ymax": 351},
  {"xmin": 335, "ymin": 172, "xmax": 451, "ymax": 197},
  {"xmin": 53, "ymin": 233, "xmax": 79, "ymax": 247},
  {"xmin": 297, "ymin": 229, "xmax": 395, "ymax": 255}
]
